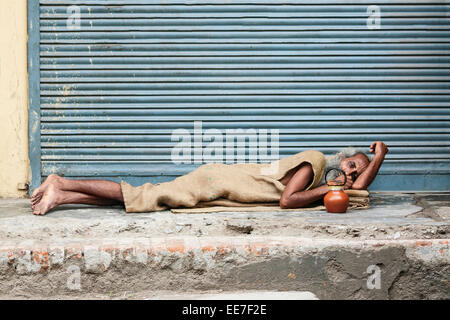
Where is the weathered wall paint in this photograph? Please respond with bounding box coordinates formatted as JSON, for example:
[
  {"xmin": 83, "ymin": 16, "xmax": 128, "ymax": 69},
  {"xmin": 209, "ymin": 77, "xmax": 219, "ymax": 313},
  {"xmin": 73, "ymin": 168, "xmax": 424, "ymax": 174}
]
[{"xmin": 0, "ymin": 0, "xmax": 29, "ymax": 198}]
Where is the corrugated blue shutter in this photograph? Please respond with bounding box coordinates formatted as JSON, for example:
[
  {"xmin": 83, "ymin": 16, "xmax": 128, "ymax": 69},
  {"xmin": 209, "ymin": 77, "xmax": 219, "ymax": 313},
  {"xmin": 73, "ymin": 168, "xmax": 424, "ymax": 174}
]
[{"xmin": 35, "ymin": 0, "xmax": 450, "ymax": 191}]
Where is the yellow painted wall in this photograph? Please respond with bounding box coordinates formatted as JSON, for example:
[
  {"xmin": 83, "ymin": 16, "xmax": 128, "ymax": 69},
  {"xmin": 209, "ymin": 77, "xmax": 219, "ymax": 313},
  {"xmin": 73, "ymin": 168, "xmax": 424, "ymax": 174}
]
[{"xmin": 0, "ymin": 0, "xmax": 29, "ymax": 198}]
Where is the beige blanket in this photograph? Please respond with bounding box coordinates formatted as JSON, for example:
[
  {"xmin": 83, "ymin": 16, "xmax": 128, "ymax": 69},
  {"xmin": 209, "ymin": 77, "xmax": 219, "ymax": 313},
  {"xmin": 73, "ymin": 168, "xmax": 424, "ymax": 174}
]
[
  {"xmin": 170, "ymin": 190, "xmax": 369, "ymax": 213},
  {"xmin": 120, "ymin": 150, "xmax": 368, "ymax": 213}
]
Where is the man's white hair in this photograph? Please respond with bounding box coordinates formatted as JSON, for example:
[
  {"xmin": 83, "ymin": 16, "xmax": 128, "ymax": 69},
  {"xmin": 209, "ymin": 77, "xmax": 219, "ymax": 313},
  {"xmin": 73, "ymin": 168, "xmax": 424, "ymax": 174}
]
[{"xmin": 320, "ymin": 147, "xmax": 371, "ymax": 185}]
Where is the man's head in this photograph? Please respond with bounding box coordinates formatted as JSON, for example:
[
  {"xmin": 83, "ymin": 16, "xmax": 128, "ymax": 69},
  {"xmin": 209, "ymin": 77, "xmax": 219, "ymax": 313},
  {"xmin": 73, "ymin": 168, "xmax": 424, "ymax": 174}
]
[
  {"xmin": 339, "ymin": 152, "xmax": 370, "ymax": 181},
  {"xmin": 322, "ymin": 147, "xmax": 371, "ymax": 185}
]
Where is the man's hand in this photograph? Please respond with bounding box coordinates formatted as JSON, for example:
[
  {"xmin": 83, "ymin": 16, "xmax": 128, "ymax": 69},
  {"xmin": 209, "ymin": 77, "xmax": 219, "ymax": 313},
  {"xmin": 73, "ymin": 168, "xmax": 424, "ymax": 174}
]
[
  {"xmin": 369, "ymin": 141, "xmax": 389, "ymax": 157},
  {"xmin": 334, "ymin": 174, "xmax": 354, "ymax": 190},
  {"xmin": 351, "ymin": 141, "xmax": 388, "ymax": 190}
]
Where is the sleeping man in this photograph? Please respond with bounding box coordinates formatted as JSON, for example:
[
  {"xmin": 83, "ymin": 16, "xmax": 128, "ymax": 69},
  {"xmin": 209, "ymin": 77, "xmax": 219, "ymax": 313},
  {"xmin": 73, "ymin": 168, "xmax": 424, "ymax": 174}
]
[{"xmin": 31, "ymin": 141, "xmax": 388, "ymax": 215}]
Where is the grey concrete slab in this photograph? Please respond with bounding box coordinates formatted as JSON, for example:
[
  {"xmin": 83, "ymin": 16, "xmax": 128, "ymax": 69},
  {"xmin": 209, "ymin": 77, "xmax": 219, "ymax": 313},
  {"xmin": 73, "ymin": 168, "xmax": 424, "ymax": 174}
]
[
  {"xmin": 0, "ymin": 193, "xmax": 448, "ymax": 242},
  {"xmin": 0, "ymin": 237, "xmax": 448, "ymax": 299},
  {"xmin": 0, "ymin": 290, "xmax": 319, "ymax": 300},
  {"xmin": 148, "ymin": 291, "xmax": 319, "ymax": 300},
  {"xmin": 0, "ymin": 194, "xmax": 448, "ymax": 300}
]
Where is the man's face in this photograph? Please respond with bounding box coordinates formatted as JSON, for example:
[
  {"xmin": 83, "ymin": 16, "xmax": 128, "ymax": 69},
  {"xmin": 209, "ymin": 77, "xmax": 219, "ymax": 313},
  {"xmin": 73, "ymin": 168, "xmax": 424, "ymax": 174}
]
[{"xmin": 339, "ymin": 154, "xmax": 370, "ymax": 181}]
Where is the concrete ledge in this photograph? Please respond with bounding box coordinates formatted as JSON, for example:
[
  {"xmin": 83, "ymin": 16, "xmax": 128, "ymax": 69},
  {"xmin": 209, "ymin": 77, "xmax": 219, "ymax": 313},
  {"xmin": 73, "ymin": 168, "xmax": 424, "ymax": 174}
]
[
  {"xmin": 1, "ymin": 195, "xmax": 448, "ymax": 299},
  {"xmin": 149, "ymin": 291, "xmax": 319, "ymax": 300},
  {"xmin": 1, "ymin": 237, "xmax": 448, "ymax": 299}
]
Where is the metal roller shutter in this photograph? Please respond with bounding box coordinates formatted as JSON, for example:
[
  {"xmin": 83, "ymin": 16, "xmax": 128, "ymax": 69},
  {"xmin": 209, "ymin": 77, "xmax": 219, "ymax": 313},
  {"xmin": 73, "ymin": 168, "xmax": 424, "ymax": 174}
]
[{"xmin": 29, "ymin": 0, "xmax": 450, "ymax": 192}]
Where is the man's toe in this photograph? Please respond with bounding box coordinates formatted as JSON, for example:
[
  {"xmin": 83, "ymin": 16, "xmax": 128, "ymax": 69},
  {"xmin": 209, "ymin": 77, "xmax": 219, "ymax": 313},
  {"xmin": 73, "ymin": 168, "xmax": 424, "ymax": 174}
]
[
  {"xmin": 32, "ymin": 205, "xmax": 41, "ymax": 214},
  {"xmin": 31, "ymin": 189, "xmax": 40, "ymax": 198}
]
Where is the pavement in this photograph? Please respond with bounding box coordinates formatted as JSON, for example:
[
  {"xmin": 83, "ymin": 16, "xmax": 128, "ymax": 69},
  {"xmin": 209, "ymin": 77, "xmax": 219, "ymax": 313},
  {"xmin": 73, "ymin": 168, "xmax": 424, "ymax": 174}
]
[
  {"xmin": 0, "ymin": 290, "xmax": 319, "ymax": 300},
  {"xmin": 0, "ymin": 192, "xmax": 449, "ymax": 300}
]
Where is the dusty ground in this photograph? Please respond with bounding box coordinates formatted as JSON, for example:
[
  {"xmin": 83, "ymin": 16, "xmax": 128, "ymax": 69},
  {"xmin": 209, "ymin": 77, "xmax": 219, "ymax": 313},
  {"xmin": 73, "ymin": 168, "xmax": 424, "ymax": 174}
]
[
  {"xmin": 0, "ymin": 290, "xmax": 318, "ymax": 300},
  {"xmin": 0, "ymin": 193, "xmax": 448, "ymax": 242},
  {"xmin": 0, "ymin": 193, "xmax": 448, "ymax": 300}
]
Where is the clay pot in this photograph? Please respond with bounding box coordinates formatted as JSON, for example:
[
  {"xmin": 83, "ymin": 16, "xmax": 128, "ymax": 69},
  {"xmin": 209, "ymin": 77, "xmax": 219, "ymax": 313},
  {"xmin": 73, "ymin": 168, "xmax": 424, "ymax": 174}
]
[{"xmin": 324, "ymin": 168, "xmax": 349, "ymax": 214}]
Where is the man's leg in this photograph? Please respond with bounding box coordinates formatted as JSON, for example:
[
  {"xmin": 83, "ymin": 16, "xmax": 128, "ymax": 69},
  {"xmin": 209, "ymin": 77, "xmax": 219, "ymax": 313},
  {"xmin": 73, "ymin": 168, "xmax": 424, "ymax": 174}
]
[
  {"xmin": 32, "ymin": 174, "xmax": 123, "ymax": 203},
  {"xmin": 32, "ymin": 185, "xmax": 122, "ymax": 215},
  {"xmin": 58, "ymin": 177, "xmax": 124, "ymax": 202},
  {"xmin": 31, "ymin": 174, "xmax": 124, "ymax": 215}
]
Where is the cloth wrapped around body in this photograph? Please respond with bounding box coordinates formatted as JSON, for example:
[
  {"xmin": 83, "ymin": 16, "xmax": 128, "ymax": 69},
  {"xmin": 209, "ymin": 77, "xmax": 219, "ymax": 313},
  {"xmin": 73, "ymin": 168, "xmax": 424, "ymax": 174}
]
[{"xmin": 120, "ymin": 150, "xmax": 369, "ymax": 213}]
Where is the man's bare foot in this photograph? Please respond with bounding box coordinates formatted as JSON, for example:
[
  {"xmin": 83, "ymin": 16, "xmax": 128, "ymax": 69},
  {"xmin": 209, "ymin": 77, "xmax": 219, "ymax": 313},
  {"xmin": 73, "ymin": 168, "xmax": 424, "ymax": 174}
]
[
  {"xmin": 31, "ymin": 174, "xmax": 62, "ymax": 208},
  {"xmin": 32, "ymin": 184, "xmax": 61, "ymax": 216}
]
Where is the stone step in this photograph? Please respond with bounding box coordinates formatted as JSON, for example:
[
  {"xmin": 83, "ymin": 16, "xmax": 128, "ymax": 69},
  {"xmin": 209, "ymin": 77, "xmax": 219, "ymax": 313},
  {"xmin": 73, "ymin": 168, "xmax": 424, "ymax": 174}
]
[{"xmin": 1, "ymin": 237, "xmax": 448, "ymax": 299}]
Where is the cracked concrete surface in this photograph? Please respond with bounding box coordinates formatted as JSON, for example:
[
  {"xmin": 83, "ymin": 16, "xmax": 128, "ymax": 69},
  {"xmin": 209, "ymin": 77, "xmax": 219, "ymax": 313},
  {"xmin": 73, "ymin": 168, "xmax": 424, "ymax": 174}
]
[
  {"xmin": 0, "ymin": 290, "xmax": 319, "ymax": 300},
  {"xmin": 0, "ymin": 193, "xmax": 448, "ymax": 300},
  {"xmin": 0, "ymin": 193, "xmax": 449, "ymax": 242}
]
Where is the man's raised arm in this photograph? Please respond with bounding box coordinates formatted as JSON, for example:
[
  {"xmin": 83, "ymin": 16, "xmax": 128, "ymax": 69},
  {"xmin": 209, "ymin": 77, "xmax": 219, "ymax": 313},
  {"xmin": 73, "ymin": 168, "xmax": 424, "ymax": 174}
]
[{"xmin": 352, "ymin": 141, "xmax": 389, "ymax": 190}]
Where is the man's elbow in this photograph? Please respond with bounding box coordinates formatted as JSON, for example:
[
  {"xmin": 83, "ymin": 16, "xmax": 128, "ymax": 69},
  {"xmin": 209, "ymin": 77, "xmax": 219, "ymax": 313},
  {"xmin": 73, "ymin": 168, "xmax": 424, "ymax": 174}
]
[
  {"xmin": 351, "ymin": 183, "xmax": 366, "ymax": 190},
  {"xmin": 280, "ymin": 195, "xmax": 307, "ymax": 209},
  {"xmin": 279, "ymin": 197, "xmax": 291, "ymax": 209}
]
